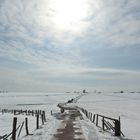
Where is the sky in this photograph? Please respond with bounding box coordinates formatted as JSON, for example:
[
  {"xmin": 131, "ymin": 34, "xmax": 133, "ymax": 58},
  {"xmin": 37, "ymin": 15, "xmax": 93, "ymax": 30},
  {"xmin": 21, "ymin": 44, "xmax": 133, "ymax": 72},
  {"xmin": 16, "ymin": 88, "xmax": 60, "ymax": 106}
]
[{"xmin": 0, "ymin": 0, "xmax": 140, "ymax": 92}]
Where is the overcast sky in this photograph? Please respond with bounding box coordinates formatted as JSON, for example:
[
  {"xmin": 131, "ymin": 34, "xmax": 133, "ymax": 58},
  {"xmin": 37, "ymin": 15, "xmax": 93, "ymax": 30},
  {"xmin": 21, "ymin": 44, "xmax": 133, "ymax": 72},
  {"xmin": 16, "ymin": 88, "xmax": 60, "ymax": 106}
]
[{"xmin": 0, "ymin": 0, "xmax": 140, "ymax": 92}]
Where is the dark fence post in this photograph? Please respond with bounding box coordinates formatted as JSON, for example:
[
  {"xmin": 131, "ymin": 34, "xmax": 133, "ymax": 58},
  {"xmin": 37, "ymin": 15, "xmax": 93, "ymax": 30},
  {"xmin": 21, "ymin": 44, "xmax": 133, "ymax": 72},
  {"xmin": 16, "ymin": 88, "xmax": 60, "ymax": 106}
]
[
  {"xmin": 102, "ymin": 117, "xmax": 105, "ymax": 130},
  {"xmin": 114, "ymin": 120, "xmax": 120, "ymax": 136},
  {"xmin": 90, "ymin": 113, "xmax": 92, "ymax": 121},
  {"xmin": 32, "ymin": 110, "xmax": 34, "ymax": 116},
  {"xmin": 25, "ymin": 110, "xmax": 28, "ymax": 116},
  {"xmin": 96, "ymin": 114, "xmax": 98, "ymax": 126},
  {"xmin": 14, "ymin": 110, "xmax": 16, "ymax": 115},
  {"xmin": 36, "ymin": 114, "xmax": 39, "ymax": 129},
  {"xmin": 43, "ymin": 111, "xmax": 46, "ymax": 122},
  {"xmin": 119, "ymin": 116, "xmax": 121, "ymax": 134},
  {"xmin": 41, "ymin": 114, "xmax": 44, "ymax": 125},
  {"xmin": 25, "ymin": 117, "xmax": 29, "ymax": 135},
  {"xmin": 12, "ymin": 117, "xmax": 17, "ymax": 140},
  {"xmin": 92, "ymin": 114, "xmax": 95, "ymax": 123}
]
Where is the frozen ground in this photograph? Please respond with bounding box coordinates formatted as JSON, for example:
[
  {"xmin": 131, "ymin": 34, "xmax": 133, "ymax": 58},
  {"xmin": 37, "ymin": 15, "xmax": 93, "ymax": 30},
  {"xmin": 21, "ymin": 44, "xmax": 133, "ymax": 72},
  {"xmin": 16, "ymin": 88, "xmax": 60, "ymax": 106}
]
[
  {"xmin": 0, "ymin": 92, "xmax": 140, "ymax": 140},
  {"xmin": 76, "ymin": 92, "xmax": 140, "ymax": 140},
  {"xmin": 0, "ymin": 92, "xmax": 77, "ymax": 139}
]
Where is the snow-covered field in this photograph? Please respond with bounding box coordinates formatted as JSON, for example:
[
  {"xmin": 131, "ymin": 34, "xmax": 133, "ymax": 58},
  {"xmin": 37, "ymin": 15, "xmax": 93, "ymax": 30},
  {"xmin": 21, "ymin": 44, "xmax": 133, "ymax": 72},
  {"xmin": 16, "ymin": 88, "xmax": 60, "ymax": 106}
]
[
  {"xmin": 77, "ymin": 92, "xmax": 140, "ymax": 140},
  {"xmin": 0, "ymin": 92, "xmax": 140, "ymax": 140},
  {"xmin": 0, "ymin": 92, "xmax": 77, "ymax": 139}
]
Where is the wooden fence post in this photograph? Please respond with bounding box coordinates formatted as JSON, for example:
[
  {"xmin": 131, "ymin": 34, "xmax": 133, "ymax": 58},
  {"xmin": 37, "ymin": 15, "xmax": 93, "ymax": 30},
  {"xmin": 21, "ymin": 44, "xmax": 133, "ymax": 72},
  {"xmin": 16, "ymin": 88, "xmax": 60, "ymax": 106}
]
[
  {"xmin": 25, "ymin": 117, "xmax": 29, "ymax": 135},
  {"xmin": 36, "ymin": 114, "xmax": 39, "ymax": 129},
  {"xmin": 119, "ymin": 116, "xmax": 121, "ymax": 134},
  {"xmin": 12, "ymin": 117, "xmax": 17, "ymax": 140},
  {"xmin": 41, "ymin": 114, "xmax": 44, "ymax": 125},
  {"xmin": 96, "ymin": 114, "xmax": 98, "ymax": 126},
  {"xmin": 92, "ymin": 114, "xmax": 95, "ymax": 123},
  {"xmin": 114, "ymin": 120, "xmax": 120, "ymax": 136},
  {"xmin": 32, "ymin": 110, "xmax": 34, "ymax": 116},
  {"xmin": 102, "ymin": 117, "xmax": 105, "ymax": 130},
  {"xmin": 43, "ymin": 111, "xmax": 46, "ymax": 122},
  {"xmin": 90, "ymin": 113, "xmax": 93, "ymax": 121},
  {"xmin": 14, "ymin": 110, "xmax": 16, "ymax": 115},
  {"xmin": 25, "ymin": 110, "xmax": 28, "ymax": 116}
]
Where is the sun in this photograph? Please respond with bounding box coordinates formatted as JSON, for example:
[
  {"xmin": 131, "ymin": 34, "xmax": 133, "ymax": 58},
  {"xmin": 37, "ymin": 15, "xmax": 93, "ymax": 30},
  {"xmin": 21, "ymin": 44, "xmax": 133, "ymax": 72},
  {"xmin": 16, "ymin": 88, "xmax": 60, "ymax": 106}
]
[{"xmin": 49, "ymin": 0, "xmax": 89, "ymax": 31}]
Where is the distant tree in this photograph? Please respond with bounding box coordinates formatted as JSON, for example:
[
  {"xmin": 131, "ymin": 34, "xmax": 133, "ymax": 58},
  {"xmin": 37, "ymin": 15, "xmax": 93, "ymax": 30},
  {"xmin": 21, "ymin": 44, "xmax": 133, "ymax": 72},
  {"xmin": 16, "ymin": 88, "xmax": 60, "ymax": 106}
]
[{"xmin": 120, "ymin": 91, "xmax": 124, "ymax": 93}]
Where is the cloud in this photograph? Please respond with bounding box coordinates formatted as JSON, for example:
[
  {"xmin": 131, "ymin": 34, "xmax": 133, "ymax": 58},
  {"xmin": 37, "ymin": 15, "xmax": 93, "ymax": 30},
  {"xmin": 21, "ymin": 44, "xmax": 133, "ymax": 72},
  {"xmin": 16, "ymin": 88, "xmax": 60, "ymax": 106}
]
[
  {"xmin": 0, "ymin": 0, "xmax": 88, "ymax": 66},
  {"xmin": 86, "ymin": 0, "xmax": 140, "ymax": 48},
  {"xmin": 1, "ymin": 63, "xmax": 140, "ymax": 92},
  {"xmin": 0, "ymin": 0, "xmax": 140, "ymax": 92}
]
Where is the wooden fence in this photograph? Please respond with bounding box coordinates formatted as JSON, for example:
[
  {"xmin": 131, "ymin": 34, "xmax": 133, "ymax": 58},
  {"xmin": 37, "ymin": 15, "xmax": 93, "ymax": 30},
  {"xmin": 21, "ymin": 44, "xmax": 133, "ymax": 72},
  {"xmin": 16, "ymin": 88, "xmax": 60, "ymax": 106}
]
[
  {"xmin": 0, "ymin": 109, "xmax": 46, "ymax": 140},
  {"xmin": 1, "ymin": 109, "xmax": 45, "ymax": 117},
  {"xmin": 80, "ymin": 108, "xmax": 125, "ymax": 137}
]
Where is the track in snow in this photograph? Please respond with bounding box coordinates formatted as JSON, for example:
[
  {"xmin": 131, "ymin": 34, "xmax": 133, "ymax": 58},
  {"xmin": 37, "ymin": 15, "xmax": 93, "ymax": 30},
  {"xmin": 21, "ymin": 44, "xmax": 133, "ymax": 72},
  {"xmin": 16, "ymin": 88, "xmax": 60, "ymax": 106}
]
[{"xmin": 52, "ymin": 110, "xmax": 85, "ymax": 140}]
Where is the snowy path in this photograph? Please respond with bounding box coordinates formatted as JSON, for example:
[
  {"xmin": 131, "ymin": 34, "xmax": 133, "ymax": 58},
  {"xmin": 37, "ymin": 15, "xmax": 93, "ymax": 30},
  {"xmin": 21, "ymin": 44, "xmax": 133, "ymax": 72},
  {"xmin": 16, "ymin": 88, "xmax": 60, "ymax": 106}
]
[{"xmin": 51, "ymin": 110, "xmax": 85, "ymax": 140}]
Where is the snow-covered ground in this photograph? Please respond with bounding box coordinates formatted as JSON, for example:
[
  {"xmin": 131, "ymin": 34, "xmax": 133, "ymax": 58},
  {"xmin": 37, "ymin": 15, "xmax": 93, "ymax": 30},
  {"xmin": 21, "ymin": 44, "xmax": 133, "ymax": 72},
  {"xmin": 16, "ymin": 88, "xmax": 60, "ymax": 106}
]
[
  {"xmin": 0, "ymin": 92, "xmax": 77, "ymax": 139},
  {"xmin": 76, "ymin": 92, "xmax": 140, "ymax": 140},
  {"xmin": 0, "ymin": 92, "xmax": 140, "ymax": 140}
]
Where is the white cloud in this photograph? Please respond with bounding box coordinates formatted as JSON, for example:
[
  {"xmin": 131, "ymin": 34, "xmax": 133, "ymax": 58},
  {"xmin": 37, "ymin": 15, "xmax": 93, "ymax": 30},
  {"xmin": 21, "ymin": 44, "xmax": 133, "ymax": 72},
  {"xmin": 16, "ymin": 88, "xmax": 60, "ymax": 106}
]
[
  {"xmin": 0, "ymin": 0, "xmax": 140, "ymax": 92},
  {"xmin": 0, "ymin": 0, "xmax": 90, "ymax": 66},
  {"xmin": 88, "ymin": 0, "xmax": 140, "ymax": 47},
  {"xmin": 1, "ymin": 66, "xmax": 140, "ymax": 92}
]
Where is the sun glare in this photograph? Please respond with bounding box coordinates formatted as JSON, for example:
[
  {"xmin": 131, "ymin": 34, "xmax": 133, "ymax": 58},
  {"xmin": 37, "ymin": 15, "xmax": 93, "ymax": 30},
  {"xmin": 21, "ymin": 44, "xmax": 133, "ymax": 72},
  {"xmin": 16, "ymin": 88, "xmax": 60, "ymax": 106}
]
[{"xmin": 50, "ymin": 0, "xmax": 89, "ymax": 30}]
